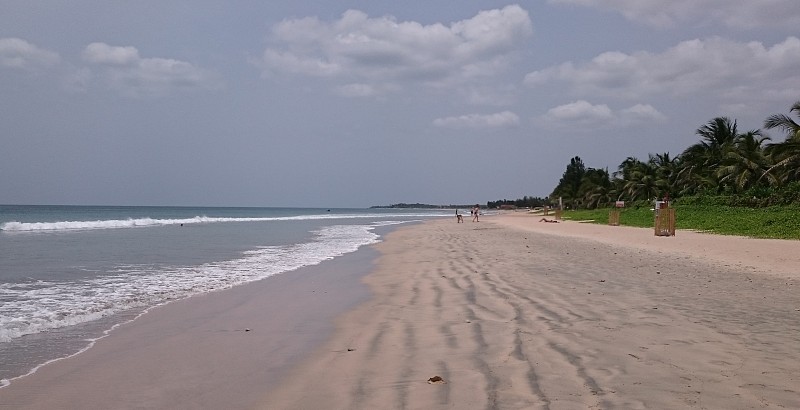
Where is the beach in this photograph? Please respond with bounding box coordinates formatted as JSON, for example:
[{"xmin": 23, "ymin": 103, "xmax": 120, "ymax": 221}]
[
  {"xmin": 2, "ymin": 214, "xmax": 799, "ymax": 409},
  {"xmin": 261, "ymin": 214, "xmax": 799, "ymax": 409},
  {"xmin": 0, "ymin": 247, "xmax": 376, "ymax": 409}
]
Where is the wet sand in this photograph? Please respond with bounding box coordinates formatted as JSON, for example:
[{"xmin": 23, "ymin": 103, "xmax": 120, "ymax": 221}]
[
  {"xmin": 0, "ymin": 248, "xmax": 377, "ymax": 409},
  {"xmin": 261, "ymin": 214, "xmax": 799, "ymax": 409}
]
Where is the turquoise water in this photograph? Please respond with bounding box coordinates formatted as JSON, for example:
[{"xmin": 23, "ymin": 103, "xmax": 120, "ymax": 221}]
[{"xmin": 0, "ymin": 205, "xmax": 449, "ymax": 385}]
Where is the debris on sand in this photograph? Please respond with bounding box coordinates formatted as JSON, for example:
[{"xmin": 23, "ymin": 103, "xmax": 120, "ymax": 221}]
[{"xmin": 427, "ymin": 376, "xmax": 446, "ymax": 384}]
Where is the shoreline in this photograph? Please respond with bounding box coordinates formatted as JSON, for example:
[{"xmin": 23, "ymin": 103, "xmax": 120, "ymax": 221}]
[
  {"xmin": 0, "ymin": 241, "xmax": 380, "ymax": 409},
  {"xmin": 260, "ymin": 215, "xmax": 799, "ymax": 408}
]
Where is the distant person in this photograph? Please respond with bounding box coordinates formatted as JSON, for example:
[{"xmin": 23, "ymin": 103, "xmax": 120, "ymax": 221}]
[
  {"xmin": 472, "ymin": 205, "xmax": 480, "ymax": 222},
  {"xmin": 456, "ymin": 209, "xmax": 464, "ymax": 223}
]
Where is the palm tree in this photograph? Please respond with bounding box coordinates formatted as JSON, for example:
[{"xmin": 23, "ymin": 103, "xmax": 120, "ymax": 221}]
[
  {"xmin": 765, "ymin": 140, "xmax": 800, "ymax": 185},
  {"xmin": 578, "ymin": 168, "xmax": 613, "ymax": 209},
  {"xmin": 621, "ymin": 158, "xmax": 659, "ymax": 201},
  {"xmin": 614, "ymin": 157, "xmax": 642, "ymax": 199},
  {"xmin": 615, "ymin": 157, "xmax": 641, "ymax": 179},
  {"xmin": 651, "ymin": 152, "xmax": 678, "ymax": 199},
  {"xmin": 677, "ymin": 117, "xmax": 740, "ymax": 194},
  {"xmin": 764, "ymin": 100, "xmax": 800, "ymax": 185},
  {"xmin": 716, "ymin": 130, "xmax": 772, "ymax": 193},
  {"xmin": 764, "ymin": 100, "xmax": 800, "ymax": 142},
  {"xmin": 675, "ymin": 145, "xmax": 713, "ymax": 195}
]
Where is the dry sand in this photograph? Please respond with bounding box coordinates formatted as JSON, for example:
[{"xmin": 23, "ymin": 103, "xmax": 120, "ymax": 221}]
[{"xmin": 261, "ymin": 214, "xmax": 799, "ymax": 409}]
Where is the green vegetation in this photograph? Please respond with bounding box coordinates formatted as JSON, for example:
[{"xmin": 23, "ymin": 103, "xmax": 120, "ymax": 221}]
[
  {"xmin": 549, "ymin": 100, "xmax": 800, "ymax": 209},
  {"xmin": 545, "ymin": 99, "xmax": 800, "ymax": 240},
  {"xmin": 491, "ymin": 100, "xmax": 800, "ymax": 240},
  {"xmin": 560, "ymin": 199, "xmax": 800, "ymax": 240},
  {"xmin": 487, "ymin": 196, "xmax": 548, "ymax": 209}
]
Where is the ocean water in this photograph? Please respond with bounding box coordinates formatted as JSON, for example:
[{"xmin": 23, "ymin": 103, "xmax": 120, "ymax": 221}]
[{"xmin": 0, "ymin": 205, "xmax": 449, "ymax": 386}]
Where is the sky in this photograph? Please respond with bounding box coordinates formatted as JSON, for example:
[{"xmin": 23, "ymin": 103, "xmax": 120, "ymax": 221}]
[{"xmin": 2, "ymin": 1, "xmax": 799, "ymax": 208}]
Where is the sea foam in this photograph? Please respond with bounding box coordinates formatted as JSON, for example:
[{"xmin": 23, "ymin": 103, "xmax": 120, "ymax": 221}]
[
  {"xmin": 0, "ymin": 213, "xmax": 435, "ymax": 232},
  {"xmin": 0, "ymin": 222, "xmax": 395, "ymax": 343}
]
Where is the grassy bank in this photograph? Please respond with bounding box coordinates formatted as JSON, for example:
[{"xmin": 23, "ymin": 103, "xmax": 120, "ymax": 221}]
[{"xmin": 560, "ymin": 203, "xmax": 800, "ymax": 240}]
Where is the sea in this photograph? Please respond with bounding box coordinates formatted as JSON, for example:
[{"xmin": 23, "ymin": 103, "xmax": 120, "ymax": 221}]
[{"xmin": 0, "ymin": 204, "xmax": 450, "ymax": 387}]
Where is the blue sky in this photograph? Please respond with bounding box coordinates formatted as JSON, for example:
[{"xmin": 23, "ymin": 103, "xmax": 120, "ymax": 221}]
[{"xmin": 2, "ymin": 1, "xmax": 799, "ymax": 207}]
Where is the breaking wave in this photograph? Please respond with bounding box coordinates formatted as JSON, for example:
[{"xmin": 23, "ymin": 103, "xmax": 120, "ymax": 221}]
[{"xmin": 0, "ymin": 213, "xmax": 440, "ymax": 232}]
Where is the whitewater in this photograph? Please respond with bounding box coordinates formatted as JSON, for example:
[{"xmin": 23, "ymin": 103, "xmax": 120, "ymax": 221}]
[{"xmin": 0, "ymin": 205, "xmax": 449, "ymax": 386}]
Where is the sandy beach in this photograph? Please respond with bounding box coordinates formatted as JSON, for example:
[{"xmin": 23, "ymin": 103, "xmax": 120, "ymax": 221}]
[
  {"xmin": 2, "ymin": 214, "xmax": 799, "ymax": 409},
  {"xmin": 261, "ymin": 214, "xmax": 799, "ymax": 409}
]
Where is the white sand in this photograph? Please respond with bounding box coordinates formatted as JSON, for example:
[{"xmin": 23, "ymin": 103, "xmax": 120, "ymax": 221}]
[{"xmin": 261, "ymin": 215, "xmax": 800, "ymax": 409}]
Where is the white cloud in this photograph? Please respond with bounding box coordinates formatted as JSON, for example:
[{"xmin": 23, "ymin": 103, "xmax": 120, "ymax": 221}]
[
  {"xmin": 0, "ymin": 37, "xmax": 59, "ymax": 70},
  {"xmin": 542, "ymin": 100, "xmax": 614, "ymax": 124},
  {"xmin": 433, "ymin": 111, "xmax": 520, "ymax": 129},
  {"xmin": 258, "ymin": 5, "xmax": 532, "ymax": 93},
  {"xmin": 524, "ymin": 36, "xmax": 800, "ymax": 104},
  {"xmin": 619, "ymin": 103, "xmax": 667, "ymax": 124},
  {"xmin": 83, "ymin": 43, "xmax": 140, "ymax": 65},
  {"xmin": 538, "ymin": 100, "xmax": 665, "ymax": 129},
  {"xmin": 82, "ymin": 42, "xmax": 221, "ymax": 97},
  {"xmin": 548, "ymin": 0, "xmax": 800, "ymax": 29}
]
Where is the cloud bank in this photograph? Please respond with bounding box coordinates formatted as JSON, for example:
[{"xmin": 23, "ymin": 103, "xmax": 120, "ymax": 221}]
[
  {"xmin": 548, "ymin": 0, "xmax": 800, "ymax": 29},
  {"xmin": 258, "ymin": 5, "xmax": 533, "ymax": 93},
  {"xmin": 538, "ymin": 100, "xmax": 666, "ymax": 129},
  {"xmin": 0, "ymin": 38, "xmax": 60, "ymax": 70},
  {"xmin": 82, "ymin": 43, "xmax": 221, "ymax": 97},
  {"xmin": 525, "ymin": 36, "xmax": 800, "ymax": 103},
  {"xmin": 433, "ymin": 111, "xmax": 520, "ymax": 129}
]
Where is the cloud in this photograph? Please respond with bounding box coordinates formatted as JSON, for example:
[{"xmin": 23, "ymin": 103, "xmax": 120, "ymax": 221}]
[
  {"xmin": 548, "ymin": 0, "xmax": 800, "ymax": 29},
  {"xmin": 538, "ymin": 100, "xmax": 665, "ymax": 129},
  {"xmin": 433, "ymin": 111, "xmax": 520, "ymax": 129},
  {"xmin": 541, "ymin": 100, "xmax": 613, "ymax": 124},
  {"xmin": 257, "ymin": 5, "xmax": 532, "ymax": 93},
  {"xmin": 619, "ymin": 103, "xmax": 667, "ymax": 124},
  {"xmin": 0, "ymin": 37, "xmax": 60, "ymax": 70},
  {"xmin": 83, "ymin": 43, "xmax": 140, "ymax": 65},
  {"xmin": 524, "ymin": 36, "xmax": 800, "ymax": 104},
  {"xmin": 81, "ymin": 42, "xmax": 221, "ymax": 97}
]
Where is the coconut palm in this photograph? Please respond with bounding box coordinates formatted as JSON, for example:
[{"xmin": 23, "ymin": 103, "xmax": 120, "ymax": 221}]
[
  {"xmin": 621, "ymin": 158, "xmax": 660, "ymax": 201},
  {"xmin": 716, "ymin": 130, "xmax": 772, "ymax": 193},
  {"xmin": 651, "ymin": 152, "xmax": 678, "ymax": 199},
  {"xmin": 765, "ymin": 140, "xmax": 800, "ymax": 185},
  {"xmin": 614, "ymin": 156, "xmax": 642, "ymax": 181},
  {"xmin": 677, "ymin": 117, "xmax": 740, "ymax": 194},
  {"xmin": 764, "ymin": 100, "xmax": 800, "ymax": 185},
  {"xmin": 764, "ymin": 100, "xmax": 800, "ymax": 142},
  {"xmin": 578, "ymin": 168, "xmax": 613, "ymax": 209}
]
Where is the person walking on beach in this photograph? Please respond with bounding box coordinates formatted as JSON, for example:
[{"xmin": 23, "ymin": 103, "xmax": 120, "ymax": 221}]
[
  {"xmin": 456, "ymin": 209, "xmax": 464, "ymax": 223},
  {"xmin": 472, "ymin": 204, "xmax": 480, "ymax": 222}
]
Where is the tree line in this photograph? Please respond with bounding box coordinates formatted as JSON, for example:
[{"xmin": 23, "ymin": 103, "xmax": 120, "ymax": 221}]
[
  {"xmin": 546, "ymin": 100, "xmax": 800, "ymax": 209},
  {"xmin": 486, "ymin": 196, "xmax": 549, "ymax": 209}
]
